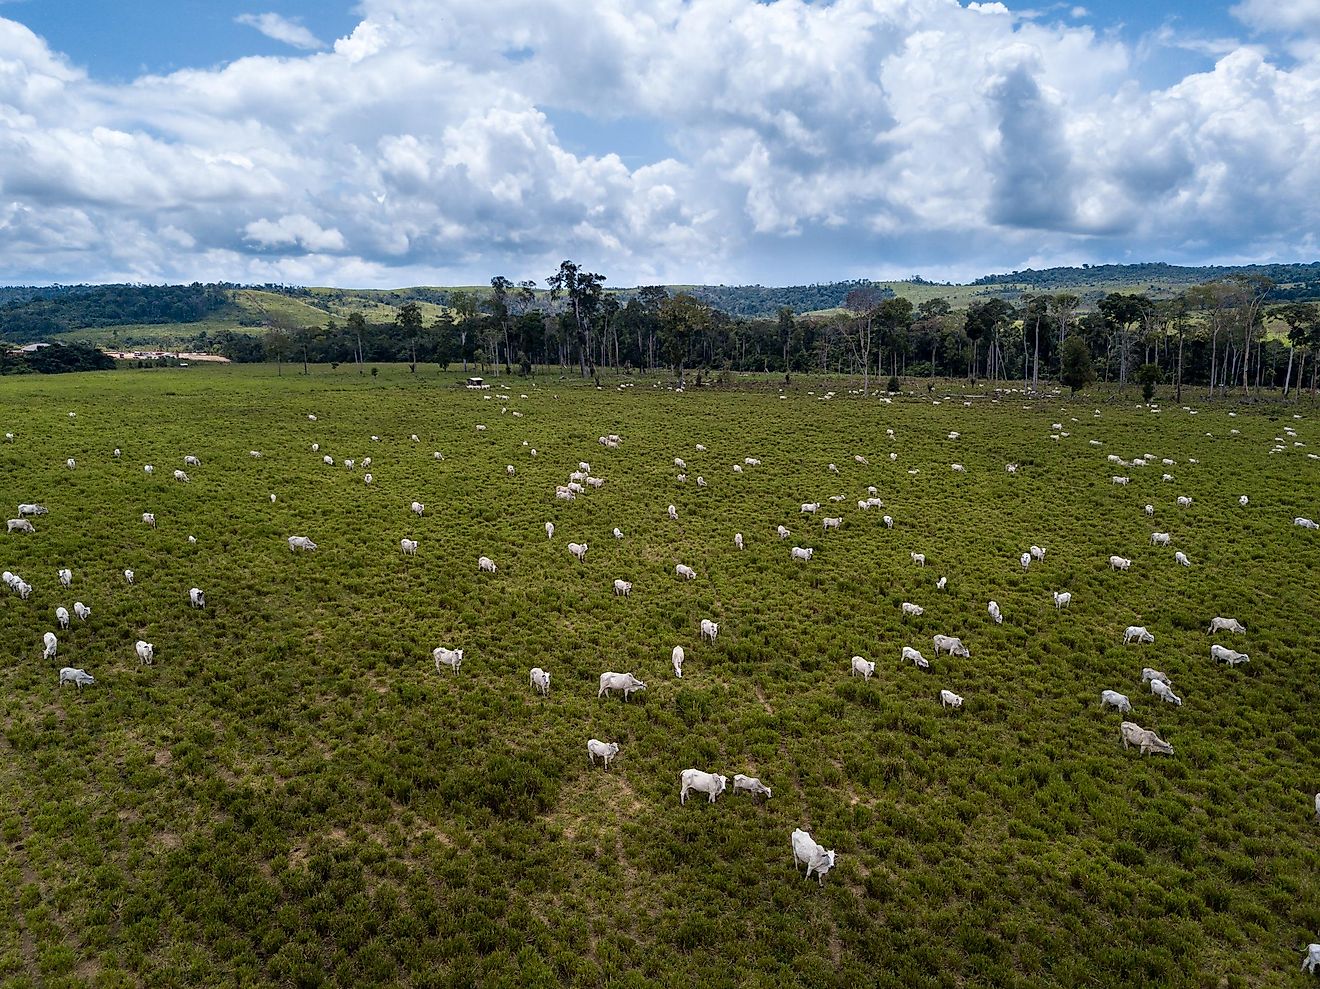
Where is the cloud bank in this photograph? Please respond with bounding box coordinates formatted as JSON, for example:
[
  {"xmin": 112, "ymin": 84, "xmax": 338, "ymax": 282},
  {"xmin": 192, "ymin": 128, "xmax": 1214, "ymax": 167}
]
[{"xmin": 0, "ymin": 0, "xmax": 1318, "ymax": 287}]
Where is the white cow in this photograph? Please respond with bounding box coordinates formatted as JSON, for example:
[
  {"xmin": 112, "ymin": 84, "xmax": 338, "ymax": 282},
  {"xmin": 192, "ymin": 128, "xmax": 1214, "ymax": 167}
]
[
  {"xmin": 1151, "ymin": 679, "xmax": 1182, "ymax": 706},
  {"xmin": 680, "ymin": 769, "xmax": 729, "ymax": 805},
  {"xmin": 936, "ymin": 576, "xmax": 947, "ymax": 591},
  {"xmin": 1053, "ymin": 591, "xmax": 1072, "ymax": 609},
  {"xmin": 1151, "ymin": 532, "xmax": 1171, "ymax": 546},
  {"xmin": 18, "ymin": 504, "xmax": 47, "ymax": 516},
  {"xmin": 613, "ymin": 579, "xmax": 632, "ymax": 597},
  {"xmin": 1141, "ymin": 668, "xmax": 1170, "ymax": 685},
  {"xmin": 988, "ymin": 601, "xmax": 1002, "ymax": 624},
  {"xmin": 433, "ymin": 647, "xmax": 463, "ymax": 674},
  {"xmin": 1303, "ymin": 944, "xmax": 1320, "ymax": 975},
  {"xmin": 733, "ymin": 774, "xmax": 771, "ymax": 800},
  {"xmin": 143, "ymin": 464, "xmax": 154, "ymax": 475},
  {"xmin": 541, "ymin": 521, "xmax": 553, "ymax": 541},
  {"xmin": 903, "ymin": 646, "xmax": 930, "ymax": 670},
  {"xmin": 136, "ymin": 640, "xmax": 154, "ymax": 665},
  {"xmin": 696, "ymin": 476, "xmax": 706, "ymax": 488},
  {"xmin": 1145, "ymin": 504, "xmax": 1155, "ymax": 517},
  {"xmin": 672, "ymin": 645, "xmax": 684, "ymax": 678},
  {"xmin": 43, "ymin": 632, "xmax": 58, "ymax": 659},
  {"xmin": 1208, "ymin": 617, "xmax": 1246, "ymax": 634},
  {"xmin": 189, "ymin": 587, "xmax": 205, "ymax": 608},
  {"xmin": 568, "ymin": 542, "xmax": 588, "ymax": 562},
  {"xmin": 184, "ymin": 455, "xmax": 200, "ymax": 466},
  {"xmin": 1100, "ymin": 690, "xmax": 1131, "ymax": 713},
  {"xmin": 56, "ymin": 606, "xmax": 69, "ymax": 629},
  {"xmin": 674, "ymin": 457, "xmax": 687, "ymax": 469},
  {"xmin": 1109, "ymin": 556, "xmax": 1132, "ymax": 571},
  {"xmin": 1019, "ymin": 552, "xmax": 1031, "ymax": 570},
  {"xmin": 800, "ymin": 502, "xmax": 821, "ymax": 514},
  {"xmin": 1294, "ymin": 517, "xmax": 1318, "ymax": 529},
  {"xmin": 124, "ymin": 569, "xmax": 134, "ymax": 584},
  {"xmin": 1123, "ymin": 626, "xmax": 1154, "ymax": 644},
  {"xmin": 401, "ymin": 538, "xmax": 418, "ymax": 556},
  {"xmin": 587, "ymin": 739, "xmax": 619, "ymax": 769},
  {"xmin": 1210, "ymin": 644, "xmax": 1250, "ymax": 666},
  {"xmin": 675, "ymin": 564, "xmax": 697, "ymax": 580},
  {"xmin": 288, "ymin": 536, "xmax": 318, "ymax": 551},
  {"xmin": 412, "ymin": 502, "xmax": 426, "ymax": 516},
  {"xmin": 791, "ymin": 828, "xmax": 836, "ymax": 885},
  {"xmin": 700, "ymin": 619, "xmax": 719, "ymax": 643},
  {"xmin": 901, "ymin": 602, "xmax": 924, "ymax": 617},
  {"xmin": 777, "ymin": 525, "xmax": 791, "ymax": 540},
  {"xmin": 323, "ymin": 455, "xmax": 334, "ymax": 466},
  {"xmin": 530, "ymin": 667, "xmax": 550, "ymax": 696},
  {"xmin": 174, "ymin": 470, "xmax": 190, "ymax": 483},
  {"xmin": 951, "ymin": 463, "xmax": 966, "ymax": 473},
  {"xmin": 822, "ymin": 516, "xmax": 842, "ymax": 531},
  {"xmin": 363, "ymin": 474, "xmax": 372, "ymax": 485},
  {"xmin": 59, "ymin": 667, "xmax": 96, "ymax": 690},
  {"xmin": 850, "ymin": 655, "xmax": 876, "ymax": 680},
  {"xmin": 71, "ymin": 602, "xmax": 90, "ymax": 622},
  {"xmin": 143, "ymin": 513, "xmax": 156, "ymax": 528},
  {"xmin": 1030, "ymin": 545, "xmax": 1046, "ymax": 561},
  {"xmin": 791, "ymin": 546, "xmax": 814, "ymax": 562},
  {"xmin": 668, "ymin": 505, "xmax": 678, "ymax": 520},
  {"xmin": 598, "ymin": 671, "xmax": 646, "ymax": 701},
  {"xmin": 932, "ymin": 635, "xmax": 968, "ymax": 657},
  {"xmin": 1177, "ymin": 496, "xmax": 1193, "ymax": 507},
  {"xmin": 7, "ymin": 518, "xmax": 35, "ymax": 533},
  {"xmin": 58, "ymin": 567, "xmax": 72, "ymax": 586},
  {"xmin": 734, "ymin": 532, "xmax": 744, "ymax": 550},
  {"xmin": 1112, "ymin": 476, "xmax": 1129, "ymax": 486},
  {"xmin": 1120, "ymin": 721, "xmax": 1174, "ymax": 756},
  {"xmin": 1238, "ymin": 495, "xmax": 1249, "ymax": 507},
  {"xmin": 613, "ymin": 527, "xmax": 624, "ymax": 540},
  {"xmin": 478, "ymin": 556, "xmax": 497, "ymax": 573},
  {"xmin": 66, "ymin": 459, "xmax": 75, "ymax": 469},
  {"xmin": 883, "ymin": 516, "xmax": 894, "ymax": 529},
  {"xmin": 911, "ymin": 552, "xmax": 925, "ymax": 567},
  {"xmin": 940, "ymin": 689, "xmax": 964, "ymax": 709},
  {"xmin": 1174, "ymin": 552, "xmax": 1191, "ymax": 567}
]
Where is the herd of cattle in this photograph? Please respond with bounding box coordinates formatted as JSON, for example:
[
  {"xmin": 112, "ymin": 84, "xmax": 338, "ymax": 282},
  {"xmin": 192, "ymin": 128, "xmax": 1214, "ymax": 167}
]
[{"xmin": 4, "ymin": 397, "xmax": 1319, "ymax": 954}]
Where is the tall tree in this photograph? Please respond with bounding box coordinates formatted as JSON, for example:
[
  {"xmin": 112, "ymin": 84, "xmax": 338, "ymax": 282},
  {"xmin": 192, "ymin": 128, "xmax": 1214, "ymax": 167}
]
[
  {"xmin": 485, "ymin": 276, "xmax": 515, "ymax": 374},
  {"xmin": 1098, "ymin": 293, "xmax": 1153, "ymax": 389},
  {"xmin": 964, "ymin": 298, "xmax": 1012, "ymax": 381},
  {"xmin": 1021, "ymin": 294, "xmax": 1050, "ymax": 392},
  {"xmin": 1060, "ymin": 334, "xmax": 1095, "ymax": 396},
  {"xmin": 1229, "ymin": 274, "xmax": 1273, "ymax": 396},
  {"xmin": 346, "ymin": 311, "xmax": 367, "ymax": 373},
  {"xmin": 876, "ymin": 296, "xmax": 914, "ymax": 378},
  {"xmin": 777, "ymin": 306, "xmax": 796, "ymax": 382},
  {"xmin": 448, "ymin": 290, "xmax": 479, "ymax": 372},
  {"xmin": 396, "ymin": 301, "xmax": 425, "ymax": 372},
  {"xmin": 659, "ymin": 293, "xmax": 709, "ymax": 388},
  {"xmin": 547, "ymin": 260, "xmax": 606, "ymax": 378},
  {"xmin": 1272, "ymin": 302, "xmax": 1319, "ymax": 398},
  {"xmin": 843, "ymin": 287, "xmax": 884, "ymax": 395},
  {"xmin": 264, "ymin": 326, "xmax": 293, "ymax": 376},
  {"xmin": 1049, "ymin": 294, "xmax": 1080, "ymax": 374}
]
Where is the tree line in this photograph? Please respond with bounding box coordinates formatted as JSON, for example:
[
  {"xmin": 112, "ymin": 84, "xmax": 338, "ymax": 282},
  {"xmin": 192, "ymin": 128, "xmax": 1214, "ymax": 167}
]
[{"xmin": 227, "ymin": 264, "xmax": 1320, "ymax": 399}]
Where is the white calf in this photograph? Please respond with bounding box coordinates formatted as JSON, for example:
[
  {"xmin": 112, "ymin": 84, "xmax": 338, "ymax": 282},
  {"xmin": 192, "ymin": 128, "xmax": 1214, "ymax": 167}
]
[
  {"xmin": 1019, "ymin": 552, "xmax": 1031, "ymax": 569},
  {"xmin": 189, "ymin": 587, "xmax": 205, "ymax": 608},
  {"xmin": 1144, "ymin": 504, "xmax": 1154, "ymax": 517},
  {"xmin": 1141, "ymin": 668, "xmax": 1170, "ymax": 685},
  {"xmin": 143, "ymin": 513, "xmax": 156, "ymax": 528},
  {"xmin": 1123, "ymin": 626, "xmax": 1154, "ymax": 644},
  {"xmin": 478, "ymin": 556, "xmax": 497, "ymax": 573},
  {"xmin": 1030, "ymin": 545, "xmax": 1046, "ymax": 561},
  {"xmin": 124, "ymin": 569, "xmax": 134, "ymax": 584},
  {"xmin": 850, "ymin": 656, "xmax": 875, "ymax": 681},
  {"xmin": 587, "ymin": 739, "xmax": 619, "ymax": 769},
  {"xmin": 1174, "ymin": 552, "xmax": 1191, "ymax": 567},
  {"xmin": 544, "ymin": 521, "xmax": 553, "ymax": 539},
  {"xmin": 143, "ymin": 464, "xmax": 153, "ymax": 475},
  {"xmin": 1100, "ymin": 690, "xmax": 1131, "ymax": 713},
  {"xmin": 73, "ymin": 602, "xmax": 90, "ymax": 621},
  {"xmin": 136, "ymin": 640, "xmax": 154, "ymax": 665},
  {"xmin": 530, "ymin": 667, "xmax": 550, "ymax": 696},
  {"xmin": 936, "ymin": 576, "xmax": 947, "ymax": 591},
  {"xmin": 734, "ymin": 532, "xmax": 744, "ymax": 550},
  {"xmin": 401, "ymin": 538, "xmax": 418, "ymax": 556},
  {"xmin": 883, "ymin": 516, "xmax": 894, "ymax": 529},
  {"xmin": 777, "ymin": 525, "xmax": 791, "ymax": 540},
  {"xmin": 940, "ymin": 689, "xmax": 963, "ymax": 709},
  {"xmin": 680, "ymin": 769, "xmax": 729, "ymax": 805},
  {"xmin": 668, "ymin": 505, "xmax": 678, "ymax": 520},
  {"xmin": 412, "ymin": 502, "xmax": 425, "ymax": 516},
  {"xmin": 613, "ymin": 527, "xmax": 624, "ymax": 540},
  {"xmin": 675, "ymin": 564, "xmax": 697, "ymax": 580},
  {"xmin": 733, "ymin": 774, "xmax": 771, "ymax": 800},
  {"xmin": 901, "ymin": 602, "xmax": 924, "ymax": 617},
  {"xmin": 1208, "ymin": 617, "xmax": 1246, "ymax": 634},
  {"xmin": 911, "ymin": 552, "xmax": 925, "ymax": 567},
  {"xmin": 1053, "ymin": 591, "xmax": 1072, "ymax": 609}
]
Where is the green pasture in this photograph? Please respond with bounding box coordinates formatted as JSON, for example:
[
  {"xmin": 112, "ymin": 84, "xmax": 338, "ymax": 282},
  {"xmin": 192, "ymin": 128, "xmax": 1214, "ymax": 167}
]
[{"xmin": 0, "ymin": 365, "xmax": 1316, "ymax": 987}]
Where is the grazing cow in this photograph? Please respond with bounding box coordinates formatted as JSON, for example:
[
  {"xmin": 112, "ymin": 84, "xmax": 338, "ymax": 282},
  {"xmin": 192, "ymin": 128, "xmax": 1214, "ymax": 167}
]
[
  {"xmin": 672, "ymin": 645, "xmax": 684, "ymax": 678},
  {"xmin": 544, "ymin": 521, "xmax": 554, "ymax": 540},
  {"xmin": 59, "ymin": 667, "xmax": 96, "ymax": 690},
  {"xmin": 951, "ymin": 464, "xmax": 966, "ymax": 473},
  {"xmin": 66, "ymin": 459, "xmax": 75, "ymax": 469},
  {"xmin": 363, "ymin": 474, "xmax": 372, "ymax": 484},
  {"xmin": 1053, "ymin": 591, "xmax": 1072, "ymax": 609},
  {"xmin": 7, "ymin": 518, "xmax": 35, "ymax": 533},
  {"xmin": 733, "ymin": 774, "xmax": 771, "ymax": 800},
  {"xmin": 144, "ymin": 465, "xmax": 154, "ymax": 475},
  {"xmin": 189, "ymin": 588, "xmax": 205, "ymax": 608},
  {"xmin": 1162, "ymin": 473, "xmax": 1173, "ymax": 482},
  {"xmin": 800, "ymin": 502, "xmax": 821, "ymax": 514},
  {"xmin": 555, "ymin": 487, "xmax": 576, "ymax": 501},
  {"xmin": 828, "ymin": 464, "xmax": 839, "ymax": 473},
  {"xmin": 143, "ymin": 513, "xmax": 156, "ymax": 528},
  {"xmin": 777, "ymin": 525, "xmax": 791, "ymax": 539},
  {"xmin": 676, "ymin": 474, "xmax": 686, "ymax": 484},
  {"xmin": 478, "ymin": 556, "xmax": 497, "ymax": 573},
  {"xmin": 1208, "ymin": 617, "xmax": 1246, "ymax": 634},
  {"xmin": 822, "ymin": 516, "xmax": 842, "ymax": 531},
  {"xmin": 883, "ymin": 515, "xmax": 894, "ymax": 529},
  {"xmin": 74, "ymin": 602, "xmax": 90, "ymax": 621},
  {"xmin": 668, "ymin": 505, "xmax": 678, "ymax": 520},
  {"xmin": 680, "ymin": 769, "xmax": 729, "ymax": 805},
  {"xmin": 732, "ymin": 464, "xmax": 744, "ymax": 473},
  {"xmin": 675, "ymin": 564, "xmax": 697, "ymax": 580},
  {"xmin": 1177, "ymin": 496, "xmax": 1192, "ymax": 507},
  {"xmin": 507, "ymin": 465, "xmax": 516, "ymax": 476},
  {"xmin": 401, "ymin": 538, "xmax": 418, "ymax": 556},
  {"xmin": 587, "ymin": 477, "xmax": 605, "ymax": 489},
  {"xmin": 1151, "ymin": 680, "xmax": 1182, "ymax": 706},
  {"xmin": 902, "ymin": 646, "xmax": 931, "ymax": 670},
  {"xmin": 700, "ymin": 619, "xmax": 719, "ymax": 643},
  {"xmin": 323, "ymin": 455, "xmax": 335, "ymax": 466},
  {"xmin": 1100, "ymin": 690, "xmax": 1131, "ymax": 713},
  {"xmin": 1120, "ymin": 721, "xmax": 1174, "ymax": 756},
  {"xmin": 613, "ymin": 527, "xmax": 624, "ymax": 539},
  {"xmin": 745, "ymin": 457, "xmax": 761, "ymax": 466},
  {"xmin": 311, "ymin": 443, "xmax": 319, "ymax": 452},
  {"xmin": 433, "ymin": 647, "xmax": 463, "ymax": 674},
  {"xmin": 674, "ymin": 457, "xmax": 687, "ymax": 469},
  {"xmin": 1123, "ymin": 626, "xmax": 1155, "ymax": 644},
  {"xmin": 901, "ymin": 602, "xmax": 924, "ymax": 617},
  {"xmin": 185, "ymin": 455, "xmax": 200, "ymax": 466},
  {"xmin": 1210, "ymin": 644, "xmax": 1250, "ymax": 666},
  {"xmin": 530, "ymin": 667, "xmax": 550, "ymax": 696},
  {"xmin": 696, "ymin": 476, "xmax": 706, "ymax": 488},
  {"xmin": 18, "ymin": 504, "xmax": 47, "ymax": 516},
  {"xmin": 173, "ymin": 470, "xmax": 190, "ymax": 483},
  {"xmin": 791, "ymin": 546, "xmax": 814, "ymax": 562},
  {"xmin": 911, "ymin": 552, "xmax": 925, "ymax": 567},
  {"xmin": 940, "ymin": 689, "xmax": 964, "ymax": 709},
  {"xmin": 932, "ymin": 635, "xmax": 968, "ymax": 657},
  {"xmin": 56, "ymin": 606, "xmax": 69, "ymax": 629},
  {"xmin": 936, "ymin": 576, "xmax": 947, "ymax": 591},
  {"xmin": 587, "ymin": 739, "xmax": 619, "ymax": 769},
  {"xmin": 124, "ymin": 569, "xmax": 134, "ymax": 584},
  {"xmin": 1294, "ymin": 517, "xmax": 1319, "ymax": 529},
  {"xmin": 1174, "ymin": 552, "xmax": 1191, "ymax": 567},
  {"xmin": 1151, "ymin": 532, "xmax": 1171, "ymax": 546},
  {"xmin": 1141, "ymin": 668, "xmax": 1170, "ymax": 686},
  {"xmin": 598, "ymin": 671, "xmax": 646, "ymax": 701},
  {"xmin": 1238, "ymin": 495, "xmax": 1249, "ymax": 507},
  {"xmin": 288, "ymin": 536, "xmax": 318, "ymax": 551},
  {"xmin": 734, "ymin": 532, "xmax": 744, "ymax": 550},
  {"xmin": 613, "ymin": 579, "xmax": 632, "ymax": 597},
  {"xmin": 1112, "ymin": 476, "xmax": 1130, "ymax": 486},
  {"xmin": 412, "ymin": 502, "xmax": 425, "ymax": 516},
  {"xmin": 136, "ymin": 640, "xmax": 154, "ymax": 665},
  {"xmin": 43, "ymin": 632, "xmax": 57, "ymax": 659},
  {"xmin": 988, "ymin": 601, "xmax": 1002, "ymax": 624},
  {"xmin": 568, "ymin": 542, "xmax": 588, "ymax": 562},
  {"xmin": 791, "ymin": 828, "xmax": 836, "ymax": 885},
  {"xmin": 1304, "ymin": 944, "xmax": 1320, "ymax": 974},
  {"xmin": 1030, "ymin": 545, "xmax": 1046, "ymax": 561},
  {"xmin": 1109, "ymin": 556, "xmax": 1132, "ymax": 571},
  {"xmin": 850, "ymin": 656, "xmax": 876, "ymax": 680},
  {"xmin": 1145, "ymin": 504, "xmax": 1154, "ymax": 517}
]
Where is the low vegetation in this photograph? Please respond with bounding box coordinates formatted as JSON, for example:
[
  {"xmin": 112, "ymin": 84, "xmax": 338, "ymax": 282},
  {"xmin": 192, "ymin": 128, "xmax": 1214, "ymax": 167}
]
[{"xmin": 0, "ymin": 365, "xmax": 1316, "ymax": 987}]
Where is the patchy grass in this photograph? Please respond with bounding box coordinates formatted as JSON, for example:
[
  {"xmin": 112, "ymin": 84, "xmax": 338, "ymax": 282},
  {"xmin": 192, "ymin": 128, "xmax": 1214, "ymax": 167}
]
[{"xmin": 0, "ymin": 365, "xmax": 1317, "ymax": 987}]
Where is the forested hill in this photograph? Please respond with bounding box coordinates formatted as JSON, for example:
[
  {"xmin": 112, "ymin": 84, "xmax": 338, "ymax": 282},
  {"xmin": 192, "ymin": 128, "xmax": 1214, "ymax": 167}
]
[{"xmin": 972, "ymin": 261, "xmax": 1320, "ymax": 299}]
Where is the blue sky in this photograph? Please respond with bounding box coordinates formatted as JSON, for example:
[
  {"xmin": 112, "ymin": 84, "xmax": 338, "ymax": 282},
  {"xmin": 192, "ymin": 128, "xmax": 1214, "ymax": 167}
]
[{"xmin": 0, "ymin": 0, "xmax": 1317, "ymax": 288}]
